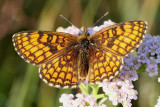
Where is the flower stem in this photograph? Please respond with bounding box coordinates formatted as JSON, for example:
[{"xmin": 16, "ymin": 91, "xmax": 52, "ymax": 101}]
[
  {"xmin": 96, "ymin": 94, "xmax": 106, "ymax": 99},
  {"xmin": 98, "ymin": 97, "xmax": 108, "ymax": 105},
  {"xmin": 89, "ymin": 84, "xmax": 99, "ymax": 97},
  {"xmin": 79, "ymin": 83, "xmax": 90, "ymax": 95},
  {"xmin": 89, "ymin": 84, "xmax": 108, "ymax": 105}
]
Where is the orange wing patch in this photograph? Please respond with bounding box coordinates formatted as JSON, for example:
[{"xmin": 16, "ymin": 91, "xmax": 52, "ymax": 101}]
[
  {"xmin": 39, "ymin": 48, "xmax": 79, "ymax": 88},
  {"xmin": 88, "ymin": 47, "xmax": 122, "ymax": 83},
  {"xmin": 13, "ymin": 31, "xmax": 78, "ymax": 65},
  {"xmin": 90, "ymin": 21, "xmax": 147, "ymax": 56}
]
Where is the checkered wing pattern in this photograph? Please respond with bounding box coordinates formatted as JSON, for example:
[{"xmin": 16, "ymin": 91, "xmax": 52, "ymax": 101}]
[
  {"xmin": 90, "ymin": 21, "xmax": 147, "ymax": 56},
  {"xmin": 13, "ymin": 31, "xmax": 78, "ymax": 65},
  {"xmin": 39, "ymin": 48, "xmax": 79, "ymax": 88},
  {"xmin": 88, "ymin": 47, "xmax": 122, "ymax": 83}
]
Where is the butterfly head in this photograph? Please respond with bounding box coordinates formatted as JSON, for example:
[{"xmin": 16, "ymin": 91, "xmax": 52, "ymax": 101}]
[{"xmin": 81, "ymin": 28, "xmax": 90, "ymax": 38}]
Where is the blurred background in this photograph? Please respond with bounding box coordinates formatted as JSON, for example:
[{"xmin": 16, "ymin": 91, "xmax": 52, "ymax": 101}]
[{"xmin": 0, "ymin": 0, "xmax": 160, "ymax": 107}]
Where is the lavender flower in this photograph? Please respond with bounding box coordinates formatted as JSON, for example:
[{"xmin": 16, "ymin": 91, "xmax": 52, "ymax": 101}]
[
  {"xmin": 119, "ymin": 53, "xmax": 139, "ymax": 81},
  {"xmin": 137, "ymin": 35, "xmax": 160, "ymax": 77}
]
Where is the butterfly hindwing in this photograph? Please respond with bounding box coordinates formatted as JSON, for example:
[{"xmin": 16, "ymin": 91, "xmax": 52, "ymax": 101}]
[
  {"xmin": 88, "ymin": 47, "xmax": 122, "ymax": 83},
  {"xmin": 39, "ymin": 48, "xmax": 79, "ymax": 88}
]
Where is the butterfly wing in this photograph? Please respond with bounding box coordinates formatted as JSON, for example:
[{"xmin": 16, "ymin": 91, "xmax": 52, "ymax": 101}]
[
  {"xmin": 39, "ymin": 47, "xmax": 79, "ymax": 88},
  {"xmin": 13, "ymin": 31, "xmax": 78, "ymax": 65},
  {"xmin": 13, "ymin": 31, "xmax": 80, "ymax": 88},
  {"xmin": 88, "ymin": 47, "xmax": 122, "ymax": 83},
  {"xmin": 88, "ymin": 21, "xmax": 147, "ymax": 83},
  {"xmin": 90, "ymin": 21, "xmax": 147, "ymax": 56}
]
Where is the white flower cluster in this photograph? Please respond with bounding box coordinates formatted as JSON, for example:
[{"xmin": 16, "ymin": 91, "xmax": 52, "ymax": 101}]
[
  {"xmin": 99, "ymin": 53, "xmax": 139, "ymax": 107},
  {"xmin": 59, "ymin": 93, "xmax": 106, "ymax": 107},
  {"xmin": 56, "ymin": 20, "xmax": 115, "ymax": 36},
  {"xmin": 99, "ymin": 79, "xmax": 137, "ymax": 107},
  {"xmin": 56, "ymin": 26, "xmax": 81, "ymax": 36}
]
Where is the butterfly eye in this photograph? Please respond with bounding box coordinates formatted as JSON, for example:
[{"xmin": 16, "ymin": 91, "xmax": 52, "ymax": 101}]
[{"xmin": 87, "ymin": 33, "xmax": 90, "ymax": 36}]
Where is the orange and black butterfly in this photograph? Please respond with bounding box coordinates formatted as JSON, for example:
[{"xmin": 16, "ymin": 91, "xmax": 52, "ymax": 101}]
[{"xmin": 12, "ymin": 21, "xmax": 147, "ymax": 88}]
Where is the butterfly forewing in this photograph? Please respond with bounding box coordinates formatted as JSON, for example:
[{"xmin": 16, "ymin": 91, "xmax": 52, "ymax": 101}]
[
  {"xmin": 90, "ymin": 21, "xmax": 147, "ymax": 56},
  {"xmin": 13, "ymin": 31, "xmax": 78, "ymax": 65}
]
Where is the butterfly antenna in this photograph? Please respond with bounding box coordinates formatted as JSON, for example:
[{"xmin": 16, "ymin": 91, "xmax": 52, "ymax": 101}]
[
  {"xmin": 92, "ymin": 12, "xmax": 109, "ymax": 27},
  {"xmin": 60, "ymin": 15, "xmax": 83, "ymax": 33}
]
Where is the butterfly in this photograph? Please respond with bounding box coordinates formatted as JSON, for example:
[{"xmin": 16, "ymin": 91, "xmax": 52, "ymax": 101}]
[{"xmin": 12, "ymin": 21, "xmax": 147, "ymax": 88}]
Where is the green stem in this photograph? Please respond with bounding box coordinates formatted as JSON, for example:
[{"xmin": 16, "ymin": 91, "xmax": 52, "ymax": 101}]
[
  {"xmin": 98, "ymin": 97, "xmax": 108, "ymax": 105},
  {"xmin": 89, "ymin": 84, "xmax": 99, "ymax": 97},
  {"xmin": 95, "ymin": 94, "xmax": 106, "ymax": 99},
  {"xmin": 79, "ymin": 83, "xmax": 108, "ymax": 105},
  {"xmin": 89, "ymin": 84, "xmax": 107, "ymax": 105},
  {"xmin": 79, "ymin": 83, "xmax": 90, "ymax": 95}
]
